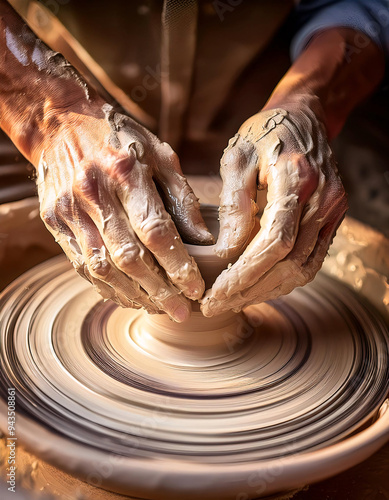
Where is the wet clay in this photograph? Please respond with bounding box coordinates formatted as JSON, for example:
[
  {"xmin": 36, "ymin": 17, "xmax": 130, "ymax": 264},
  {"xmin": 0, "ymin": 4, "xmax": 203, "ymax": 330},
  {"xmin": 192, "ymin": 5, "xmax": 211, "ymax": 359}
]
[{"xmin": 0, "ymin": 207, "xmax": 388, "ymax": 500}]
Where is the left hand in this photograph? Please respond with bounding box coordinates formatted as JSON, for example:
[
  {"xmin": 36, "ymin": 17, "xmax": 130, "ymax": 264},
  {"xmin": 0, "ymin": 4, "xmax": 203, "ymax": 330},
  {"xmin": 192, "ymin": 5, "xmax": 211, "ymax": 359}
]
[{"xmin": 201, "ymin": 96, "xmax": 347, "ymax": 317}]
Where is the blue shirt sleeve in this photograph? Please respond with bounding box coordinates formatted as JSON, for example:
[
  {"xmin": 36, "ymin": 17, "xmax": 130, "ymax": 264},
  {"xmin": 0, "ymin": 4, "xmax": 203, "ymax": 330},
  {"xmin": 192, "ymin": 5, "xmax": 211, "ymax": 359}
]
[{"xmin": 291, "ymin": 0, "xmax": 389, "ymax": 60}]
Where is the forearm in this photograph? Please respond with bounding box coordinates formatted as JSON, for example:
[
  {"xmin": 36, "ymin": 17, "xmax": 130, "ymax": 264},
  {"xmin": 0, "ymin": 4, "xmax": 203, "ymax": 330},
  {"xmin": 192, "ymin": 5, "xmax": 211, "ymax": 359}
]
[
  {"xmin": 264, "ymin": 28, "xmax": 385, "ymax": 140},
  {"xmin": 0, "ymin": 0, "xmax": 103, "ymax": 164}
]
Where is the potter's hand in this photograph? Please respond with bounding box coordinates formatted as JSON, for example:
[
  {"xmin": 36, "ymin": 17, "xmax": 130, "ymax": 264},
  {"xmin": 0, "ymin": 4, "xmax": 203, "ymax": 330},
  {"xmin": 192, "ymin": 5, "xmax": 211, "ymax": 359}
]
[
  {"xmin": 201, "ymin": 98, "xmax": 347, "ymax": 316},
  {"xmin": 37, "ymin": 106, "xmax": 214, "ymax": 322},
  {"xmin": 0, "ymin": 2, "xmax": 213, "ymax": 321}
]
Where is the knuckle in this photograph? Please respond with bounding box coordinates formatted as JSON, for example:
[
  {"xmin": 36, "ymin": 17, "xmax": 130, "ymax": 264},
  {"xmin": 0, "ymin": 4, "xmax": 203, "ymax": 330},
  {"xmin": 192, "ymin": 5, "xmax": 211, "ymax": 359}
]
[
  {"xmin": 143, "ymin": 225, "xmax": 161, "ymax": 248},
  {"xmin": 53, "ymin": 192, "xmax": 74, "ymax": 220},
  {"xmin": 182, "ymin": 188, "xmax": 201, "ymax": 211},
  {"xmin": 141, "ymin": 216, "xmax": 172, "ymax": 248},
  {"xmin": 113, "ymin": 243, "xmax": 141, "ymax": 273},
  {"xmin": 333, "ymin": 176, "xmax": 346, "ymax": 195},
  {"xmin": 40, "ymin": 206, "xmax": 57, "ymax": 228},
  {"xmin": 221, "ymin": 141, "xmax": 257, "ymax": 176},
  {"xmin": 111, "ymin": 155, "xmax": 136, "ymax": 183},
  {"xmin": 221, "ymin": 146, "xmax": 243, "ymax": 173},
  {"xmin": 165, "ymin": 149, "xmax": 180, "ymax": 170},
  {"xmin": 128, "ymin": 140, "xmax": 146, "ymax": 161},
  {"xmin": 56, "ymin": 190, "xmax": 72, "ymax": 205},
  {"xmin": 169, "ymin": 149, "xmax": 179, "ymax": 164},
  {"xmin": 74, "ymin": 167, "xmax": 99, "ymax": 201},
  {"xmin": 304, "ymin": 262, "xmax": 321, "ymax": 283},
  {"xmin": 158, "ymin": 141, "xmax": 178, "ymax": 165},
  {"xmin": 338, "ymin": 185, "xmax": 347, "ymax": 204},
  {"xmin": 274, "ymin": 232, "xmax": 294, "ymax": 255},
  {"xmin": 88, "ymin": 254, "xmax": 111, "ymax": 280},
  {"xmin": 326, "ymin": 178, "xmax": 348, "ymax": 212}
]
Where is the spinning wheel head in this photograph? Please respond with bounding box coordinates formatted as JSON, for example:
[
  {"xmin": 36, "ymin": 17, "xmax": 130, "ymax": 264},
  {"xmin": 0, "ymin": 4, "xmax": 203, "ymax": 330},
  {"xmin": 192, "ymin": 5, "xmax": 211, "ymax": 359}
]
[{"xmin": 0, "ymin": 207, "xmax": 388, "ymax": 500}]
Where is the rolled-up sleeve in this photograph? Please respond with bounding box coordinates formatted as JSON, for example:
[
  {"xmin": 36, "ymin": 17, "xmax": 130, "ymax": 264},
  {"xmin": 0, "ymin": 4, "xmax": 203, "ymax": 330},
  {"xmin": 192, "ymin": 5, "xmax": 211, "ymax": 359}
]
[{"xmin": 291, "ymin": 0, "xmax": 389, "ymax": 60}]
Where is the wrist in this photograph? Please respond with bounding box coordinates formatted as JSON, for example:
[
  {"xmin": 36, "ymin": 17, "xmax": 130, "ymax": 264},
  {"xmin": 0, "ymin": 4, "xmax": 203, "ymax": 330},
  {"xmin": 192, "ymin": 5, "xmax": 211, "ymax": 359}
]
[
  {"xmin": 0, "ymin": 81, "xmax": 105, "ymax": 165},
  {"xmin": 30, "ymin": 95, "xmax": 109, "ymax": 165},
  {"xmin": 263, "ymin": 90, "xmax": 328, "ymax": 139},
  {"xmin": 263, "ymin": 28, "xmax": 384, "ymax": 141},
  {"xmin": 264, "ymin": 89, "xmax": 324, "ymax": 117}
]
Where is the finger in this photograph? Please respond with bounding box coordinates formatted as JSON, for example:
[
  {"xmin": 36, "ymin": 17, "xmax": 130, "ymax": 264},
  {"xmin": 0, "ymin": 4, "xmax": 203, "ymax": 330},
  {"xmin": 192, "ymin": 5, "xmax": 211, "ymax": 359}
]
[
  {"xmin": 111, "ymin": 151, "xmax": 206, "ymax": 301},
  {"xmin": 215, "ymin": 137, "xmax": 260, "ymax": 258},
  {"xmin": 211, "ymin": 156, "xmax": 319, "ymax": 301},
  {"xmin": 290, "ymin": 168, "xmax": 348, "ymax": 265},
  {"xmin": 40, "ymin": 203, "xmax": 124, "ymax": 306},
  {"xmin": 83, "ymin": 265, "xmax": 138, "ymax": 308},
  {"xmin": 201, "ymin": 188, "xmax": 346, "ymax": 316},
  {"xmin": 73, "ymin": 167, "xmax": 192, "ymax": 322},
  {"xmin": 63, "ymin": 205, "xmax": 159, "ymax": 313},
  {"xmin": 45, "ymin": 192, "xmax": 158, "ymax": 311},
  {"xmin": 153, "ymin": 142, "xmax": 215, "ymax": 245},
  {"xmin": 40, "ymin": 202, "xmax": 88, "ymax": 278},
  {"xmin": 203, "ymin": 215, "xmax": 345, "ymax": 316}
]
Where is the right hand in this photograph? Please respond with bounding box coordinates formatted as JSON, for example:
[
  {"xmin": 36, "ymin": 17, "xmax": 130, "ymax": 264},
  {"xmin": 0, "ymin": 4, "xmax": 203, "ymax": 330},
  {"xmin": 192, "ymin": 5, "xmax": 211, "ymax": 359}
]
[
  {"xmin": 201, "ymin": 98, "xmax": 347, "ymax": 317},
  {"xmin": 36, "ymin": 103, "xmax": 214, "ymax": 322}
]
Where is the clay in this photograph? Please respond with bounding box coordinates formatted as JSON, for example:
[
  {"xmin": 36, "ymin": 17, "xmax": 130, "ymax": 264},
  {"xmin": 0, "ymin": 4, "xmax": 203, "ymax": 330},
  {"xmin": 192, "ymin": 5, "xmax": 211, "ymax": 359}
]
[{"xmin": 0, "ymin": 206, "xmax": 388, "ymax": 500}]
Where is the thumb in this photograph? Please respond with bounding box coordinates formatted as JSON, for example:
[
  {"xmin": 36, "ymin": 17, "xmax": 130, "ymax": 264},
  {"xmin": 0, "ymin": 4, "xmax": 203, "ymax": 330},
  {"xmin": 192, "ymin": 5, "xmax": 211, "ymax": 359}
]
[
  {"xmin": 154, "ymin": 143, "xmax": 214, "ymax": 245},
  {"xmin": 215, "ymin": 137, "xmax": 259, "ymax": 259}
]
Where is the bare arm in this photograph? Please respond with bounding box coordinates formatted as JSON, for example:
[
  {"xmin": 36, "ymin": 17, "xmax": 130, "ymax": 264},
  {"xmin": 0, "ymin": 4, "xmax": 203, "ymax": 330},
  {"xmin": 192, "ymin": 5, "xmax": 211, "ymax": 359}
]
[
  {"xmin": 0, "ymin": 0, "xmax": 101, "ymax": 163},
  {"xmin": 264, "ymin": 27, "xmax": 385, "ymax": 139}
]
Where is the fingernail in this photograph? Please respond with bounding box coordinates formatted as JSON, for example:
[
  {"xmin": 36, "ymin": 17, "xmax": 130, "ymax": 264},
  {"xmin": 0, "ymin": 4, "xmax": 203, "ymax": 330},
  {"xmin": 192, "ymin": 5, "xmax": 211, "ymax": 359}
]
[
  {"xmin": 190, "ymin": 223, "xmax": 215, "ymax": 245},
  {"xmin": 172, "ymin": 305, "xmax": 190, "ymax": 323},
  {"xmin": 213, "ymin": 290, "xmax": 227, "ymax": 301},
  {"xmin": 199, "ymin": 227, "xmax": 215, "ymax": 245},
  {"xmin": 201, "ymin": 297, "xmax": 219, "ymax": 317},
  {"xmin": 201, "ymin": 305, "xmax": 213, "ymax": 317},
  {"xmin": 214, "ymin": 232, "xmax": 230, "ymax": 257},
  {"xmin": 185, "ymin": 280, "xmax": 205, "ymax": 301},
  {"xmin": 214, "ymin": 244, "xmax": 228, "ymax": 258}
]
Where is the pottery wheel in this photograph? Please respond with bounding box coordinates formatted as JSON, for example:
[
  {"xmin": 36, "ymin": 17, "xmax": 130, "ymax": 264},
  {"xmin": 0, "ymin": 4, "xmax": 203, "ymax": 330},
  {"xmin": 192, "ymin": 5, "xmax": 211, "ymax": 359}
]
[{"xmin": 0, "ymin": 254, "xmax": 389, "ymax": 497}]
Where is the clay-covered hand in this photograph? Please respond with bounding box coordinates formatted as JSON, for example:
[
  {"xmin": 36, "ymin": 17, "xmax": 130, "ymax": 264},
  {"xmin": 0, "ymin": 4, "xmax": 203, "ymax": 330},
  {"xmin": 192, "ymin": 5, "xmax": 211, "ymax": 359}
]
[
  {"xmin": 36, "ymin": 104, "xmax": 214, "ymax": 322},
  {"xmin": 201, "ymin": 97, "xmax": 347, "ymax": 317}
]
